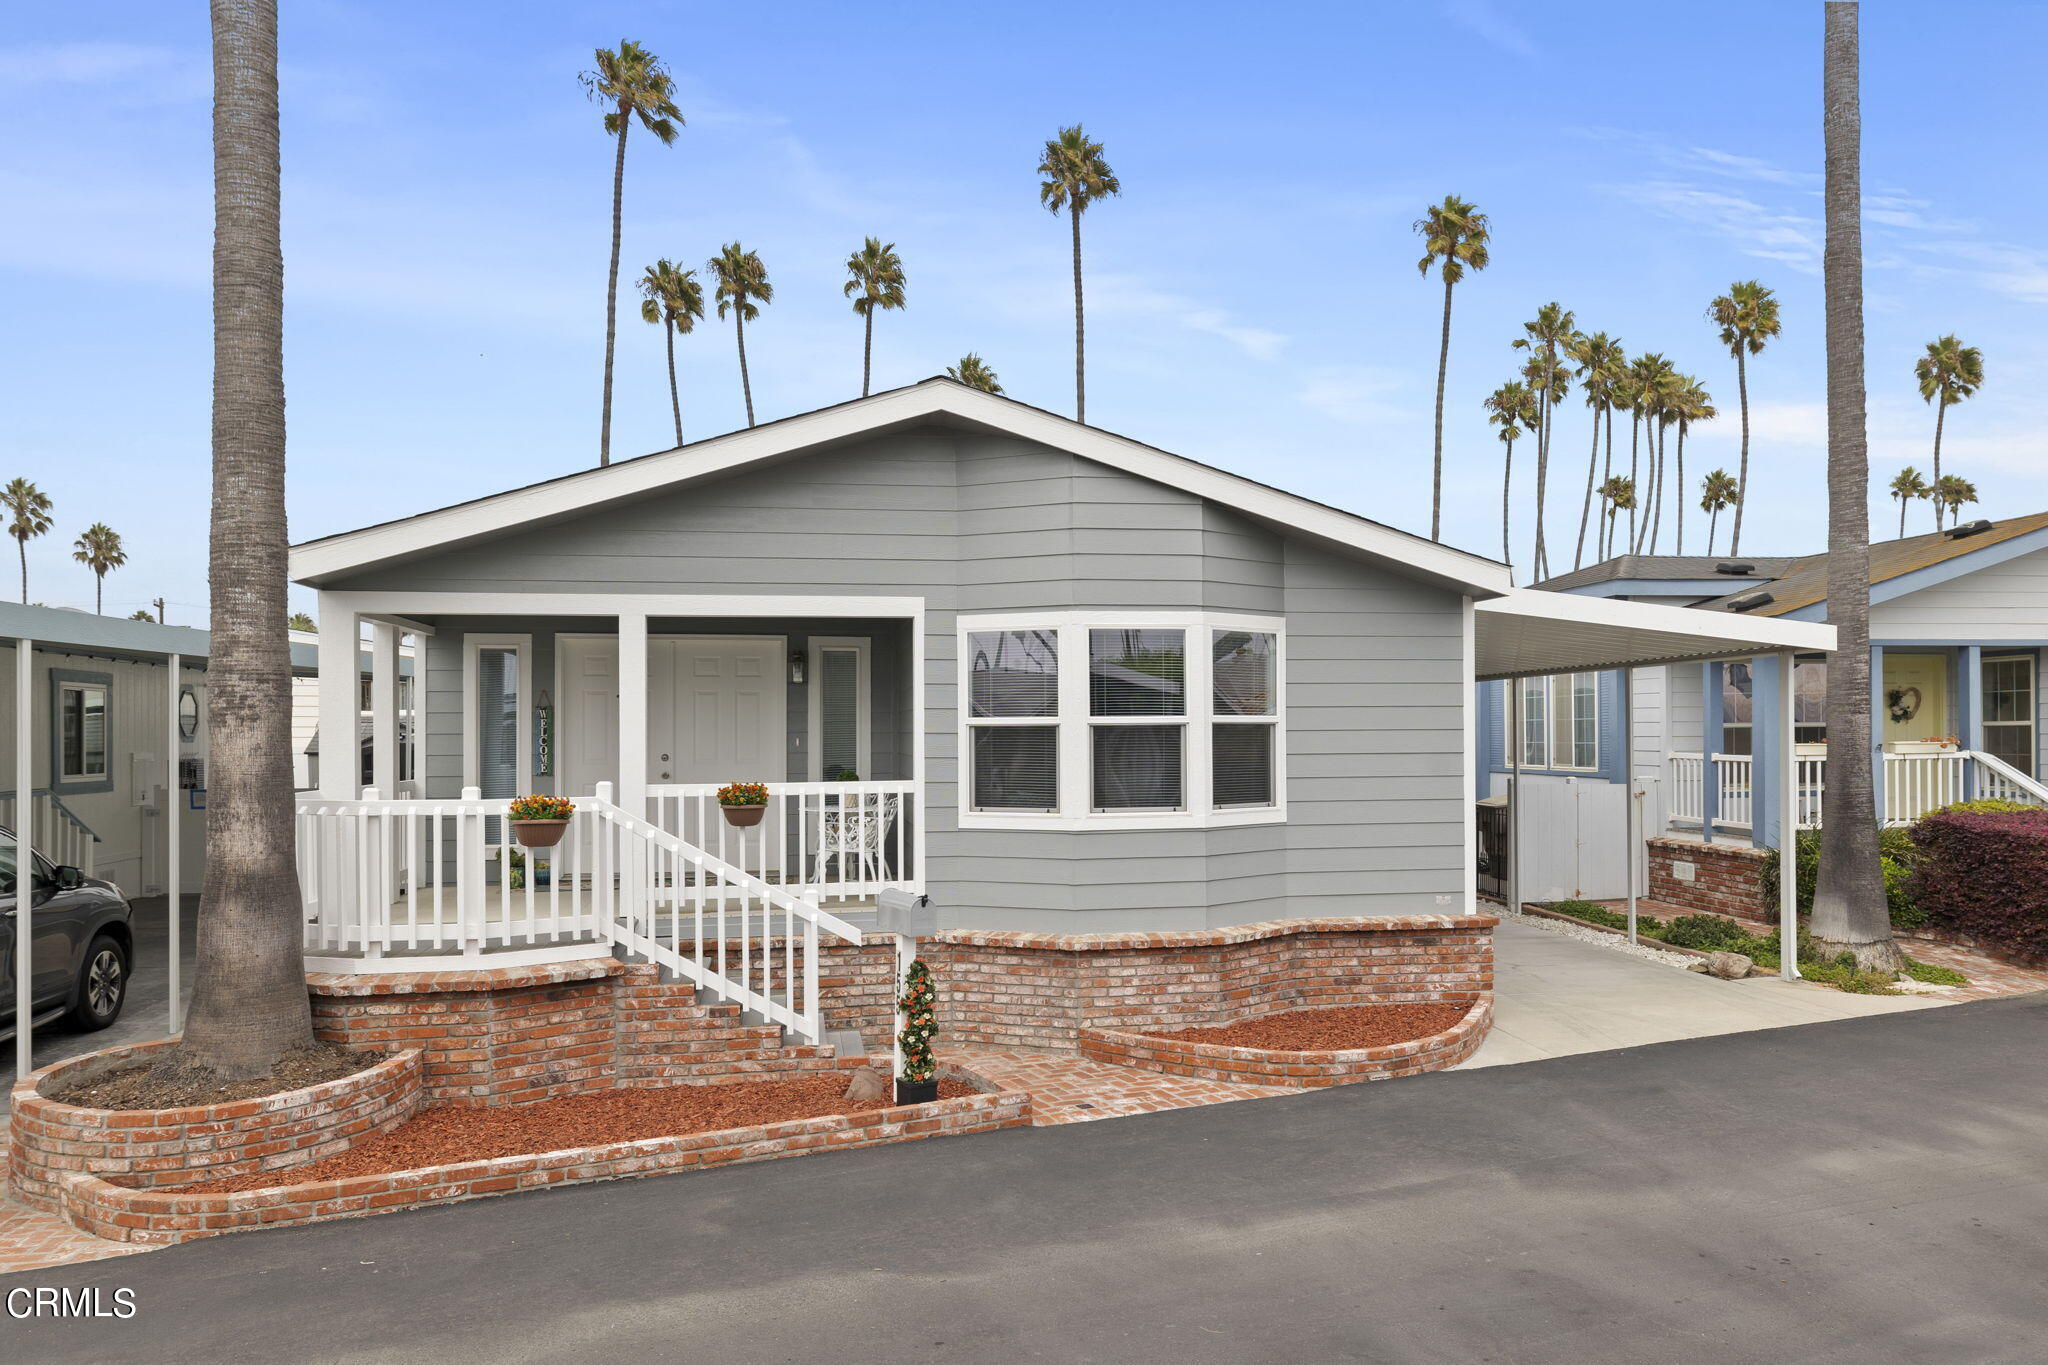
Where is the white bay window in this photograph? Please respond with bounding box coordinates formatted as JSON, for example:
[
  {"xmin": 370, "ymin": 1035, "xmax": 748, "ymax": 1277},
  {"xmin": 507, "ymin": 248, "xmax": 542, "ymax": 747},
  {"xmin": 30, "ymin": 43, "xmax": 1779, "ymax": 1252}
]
[{"xmin": 962, "ymin": 612, "xmax": 1284, "ymax": 829}]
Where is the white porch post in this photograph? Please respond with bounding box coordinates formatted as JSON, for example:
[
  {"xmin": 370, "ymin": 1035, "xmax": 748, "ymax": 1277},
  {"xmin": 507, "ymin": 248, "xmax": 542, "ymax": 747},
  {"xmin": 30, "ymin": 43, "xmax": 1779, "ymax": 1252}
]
[
  {"xmin": 316, "ymin": 599, "xmax": 362, "ymax": 798},
  {"xmin": 368, "ymin": 622, "xmax": 400, "ymax": 795},
  {"xmin": 166, "ymin": 652, "xmax": 183, "ymax": 1035},
  {"xmin": 14, "ymin": 638, "xmax": 32, "ymax": 1076},
  {"xmin": 618, "ymin": 612, "xmax": 649, "ymax": 817},
  {"xmin": 1623, "ymin": 667, "xmax": 1639, "ymax": 943},
  {"xmin": 1506, "ymin": 677, "xmax": 1522, "ymax": 917},
  {"xmin": 1778, "ymin": 648, "xmax": 1800, "ymax": 980}
]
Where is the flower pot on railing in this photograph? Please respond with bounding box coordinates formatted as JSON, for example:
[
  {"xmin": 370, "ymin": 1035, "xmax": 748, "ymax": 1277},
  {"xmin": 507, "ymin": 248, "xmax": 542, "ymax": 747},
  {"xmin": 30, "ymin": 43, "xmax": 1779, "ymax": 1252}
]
[
  {"xmin": 715, "ymin": 781, "xmax": 769, "ymax": 828},
  {"xmin": 505, "ymin": 794, "xmax": 575, "ymax": 848}
]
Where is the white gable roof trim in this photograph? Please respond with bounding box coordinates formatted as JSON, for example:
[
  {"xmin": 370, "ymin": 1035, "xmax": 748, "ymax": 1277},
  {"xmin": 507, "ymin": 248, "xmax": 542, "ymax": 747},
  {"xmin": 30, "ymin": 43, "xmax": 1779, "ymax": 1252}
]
[{"xmin": 289, "ymin": 380, "xmax": 1513, "ymax": 597}]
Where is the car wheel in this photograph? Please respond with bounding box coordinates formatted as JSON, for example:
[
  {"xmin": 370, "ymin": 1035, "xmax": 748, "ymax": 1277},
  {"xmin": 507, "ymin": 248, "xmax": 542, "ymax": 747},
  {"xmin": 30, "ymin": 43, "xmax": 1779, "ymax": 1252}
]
[{"xmin": 65, "ymin": 935, "xmax": 128, "ymax": 1031}]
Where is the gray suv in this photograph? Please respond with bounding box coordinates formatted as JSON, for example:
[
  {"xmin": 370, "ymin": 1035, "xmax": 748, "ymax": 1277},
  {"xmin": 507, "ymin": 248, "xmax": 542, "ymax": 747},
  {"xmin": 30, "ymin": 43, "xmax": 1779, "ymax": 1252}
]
[{"xmin": 0, "ymin": 831, "xmax": 133, "ymax": 1040}]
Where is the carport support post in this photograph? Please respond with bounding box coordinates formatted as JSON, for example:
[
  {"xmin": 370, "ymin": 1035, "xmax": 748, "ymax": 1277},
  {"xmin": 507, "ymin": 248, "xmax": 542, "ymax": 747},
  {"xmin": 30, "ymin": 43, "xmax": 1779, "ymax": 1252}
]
[
  {"xmin": 167, "ymin": 652, "xmax": 182, "ymax": 1035},
  {"xmin": 14, "ymin": 638, "xmax": 31, "ymax": 1077},
  {"xmin": 1623, "ymin": 667, "xmax": 1638, "ymax": 944},
  {"xmin": 1778, "ymin": 648, "xmax": 1800, "ymax": 980},
  {"xmin": 1505, "ymin": 677, "xmax": 1521, "ymax": 918}
]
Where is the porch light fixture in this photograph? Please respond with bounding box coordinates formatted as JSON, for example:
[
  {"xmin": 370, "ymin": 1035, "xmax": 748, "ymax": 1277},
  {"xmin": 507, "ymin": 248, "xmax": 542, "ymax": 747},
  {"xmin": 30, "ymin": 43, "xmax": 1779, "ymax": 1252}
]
[
  {"xmin": 789, "ymin": 651, "xmax": 806, "ymax": 684},
  {"xmin": 1725, "ymin": 590, "xmax": 1775, "ymax": 612}
]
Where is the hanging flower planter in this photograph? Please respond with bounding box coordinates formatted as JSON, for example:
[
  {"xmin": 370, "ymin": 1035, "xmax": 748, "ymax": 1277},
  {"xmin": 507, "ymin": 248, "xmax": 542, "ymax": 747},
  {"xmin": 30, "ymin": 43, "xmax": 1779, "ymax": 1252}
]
[
  {"xmin": 895, "ymin": 957, "xmax": 939, "ymax": 1105},
  {"xmin": 716, "ymin": 781, "xmax": 769, "ymax": 828},
  {"xmin": 506, "ymin": 794, "xmax": 575, "ymax": 848}
]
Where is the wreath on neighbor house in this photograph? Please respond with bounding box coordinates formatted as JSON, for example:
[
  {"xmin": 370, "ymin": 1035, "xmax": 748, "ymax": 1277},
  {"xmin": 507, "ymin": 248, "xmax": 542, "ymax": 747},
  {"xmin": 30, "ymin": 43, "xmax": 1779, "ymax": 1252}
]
[
  {"xmin": 897, "ymin": 958, "xmax": 938, "ymax": 1083},
  {"xmin": 1885, "ymin": 686, "xmax": 1923, "ymax": 725}
]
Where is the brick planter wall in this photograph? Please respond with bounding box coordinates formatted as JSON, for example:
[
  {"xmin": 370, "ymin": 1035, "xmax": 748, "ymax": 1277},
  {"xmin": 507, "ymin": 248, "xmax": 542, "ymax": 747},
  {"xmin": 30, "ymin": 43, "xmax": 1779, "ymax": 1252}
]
[
  {"xmin": 58, "ymin": 1088, "xmax": 1030, "ymax": 1246},
  {"xmin": 1077, "ymin": 997, "xmax": 1492, "ymax": 1088},
  {"xmin": 922, "ymin": 915, "xmax": 1496, "ymax": 1051},
  {"xmin": 8, "ymin": 1042, "xmax": 422, "ymax": 1213},
  {"xmin": 1646, "ymin": 838, "xmax": 1771, "ymax": 919}
]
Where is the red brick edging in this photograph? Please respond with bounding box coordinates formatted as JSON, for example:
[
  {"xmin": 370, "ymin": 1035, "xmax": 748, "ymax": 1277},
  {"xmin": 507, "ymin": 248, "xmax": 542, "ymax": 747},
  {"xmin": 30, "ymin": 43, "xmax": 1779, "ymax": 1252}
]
[
  {"xmin": 924, "ymin": 915, "xmax": 1497, "ymax": 1050},
  {"xmin": 1076, "ymin": 998, "xmax": 1492, "ymax": 1088},
  {"xmin": 58, "ymin": 1086, "xmax": 1030, "ymax": 1245},
  {"xmin": 8, "ymin": 1041, "xmax": 423, "ymax": 1213}
]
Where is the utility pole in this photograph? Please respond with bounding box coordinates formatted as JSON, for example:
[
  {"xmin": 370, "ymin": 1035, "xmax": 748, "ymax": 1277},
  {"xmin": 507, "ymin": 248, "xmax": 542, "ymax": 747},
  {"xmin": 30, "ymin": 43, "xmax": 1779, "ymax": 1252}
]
[{"xmin": 152, "ymin": 597, "xmax": 166, "ymax": 624}]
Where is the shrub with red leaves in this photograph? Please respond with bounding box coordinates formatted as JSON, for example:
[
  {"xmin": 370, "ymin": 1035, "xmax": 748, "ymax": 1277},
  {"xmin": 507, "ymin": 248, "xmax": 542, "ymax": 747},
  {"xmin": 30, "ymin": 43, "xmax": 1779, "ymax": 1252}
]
[{"xmin": 1909, "ymin": 809, "xmax": 2048, "ymax": 958}]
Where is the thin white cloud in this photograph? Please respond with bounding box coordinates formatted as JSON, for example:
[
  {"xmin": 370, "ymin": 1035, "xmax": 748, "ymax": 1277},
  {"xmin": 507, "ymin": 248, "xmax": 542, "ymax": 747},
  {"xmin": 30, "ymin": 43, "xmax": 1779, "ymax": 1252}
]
[
  {"xmin": 1612, "ymin": 180, "xmax": 1822, "ymax": 271},
  {"xmin": 1297, "ymin": 365, "xmax": 1412, "ymax": 426},
  {"xmin": 1440, "ymin": 0, "xmax": 1539, "ymax": 58},
  {"xmin": 1088, "ymin": 275, "xmax": 1286, "ymax": 361}
]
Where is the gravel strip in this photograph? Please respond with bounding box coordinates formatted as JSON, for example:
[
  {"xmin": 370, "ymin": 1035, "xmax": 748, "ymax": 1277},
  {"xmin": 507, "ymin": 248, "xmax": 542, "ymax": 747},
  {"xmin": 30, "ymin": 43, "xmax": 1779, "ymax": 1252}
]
[{"xmin": 1490, "ymin": 902, "xmax": 1701, "ymax": 972}]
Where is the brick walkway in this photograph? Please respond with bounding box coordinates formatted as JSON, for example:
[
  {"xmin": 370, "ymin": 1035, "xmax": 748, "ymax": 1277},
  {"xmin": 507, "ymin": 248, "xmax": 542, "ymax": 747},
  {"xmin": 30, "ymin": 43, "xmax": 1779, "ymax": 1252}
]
[
  {"xmin": 0, "ymin": 1139, "xmax": 149, "ymax": 1275},
  {"xmin": 945, "ymin": 1045, "xmax": 1297, "ymax": 1124}
]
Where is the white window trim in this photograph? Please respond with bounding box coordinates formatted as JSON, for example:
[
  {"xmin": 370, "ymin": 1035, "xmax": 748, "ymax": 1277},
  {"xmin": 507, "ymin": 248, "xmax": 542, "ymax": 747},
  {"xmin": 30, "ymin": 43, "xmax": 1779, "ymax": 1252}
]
[
  {"xmin": 957, "ymin": 610, "xmax": 1285, "ymax": 831},
  {"xmin": 462, "ymin": 634, "xmax": 533, "ymax": 798},
  {"xmin": 57, "ymin": 681, "xmax": 111, "ymax": 780},
  {"xmin": 1983, "ymin": 652, "xmax": 2036, "ymax": 774},
  {"xmin": 807, "ymin": 636, "xmax": 872, "ymax": 782},
  {"xmin": 1519, "ymin": 673, "xmax": 1599, "ymax": 774}
]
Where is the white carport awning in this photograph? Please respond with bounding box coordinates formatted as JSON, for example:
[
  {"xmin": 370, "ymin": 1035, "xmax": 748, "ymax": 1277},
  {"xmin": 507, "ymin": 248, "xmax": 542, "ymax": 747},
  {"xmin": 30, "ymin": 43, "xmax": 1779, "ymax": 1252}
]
[{"xmin": 1475, "ymin": 589, "xmax": 1836, "ymax": 680}]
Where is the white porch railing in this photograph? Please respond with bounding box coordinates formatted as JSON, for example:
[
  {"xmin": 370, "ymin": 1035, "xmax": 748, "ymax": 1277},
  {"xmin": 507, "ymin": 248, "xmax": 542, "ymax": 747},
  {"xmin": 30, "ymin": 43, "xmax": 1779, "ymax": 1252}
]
[
  {"xmin": 0, "ymin": 789, "xmax": 99, "ymax": 874},
  {"xmin": 644, "ymin": 781, "xmax": 917, "ymax": 903},
  {"xmin": 296, "ymin": 783, "xmax": 864, "ymax": 1043},
  {"xmin": 1667, "ymin": 749, "xmax": 2048, "ymax": 832}
]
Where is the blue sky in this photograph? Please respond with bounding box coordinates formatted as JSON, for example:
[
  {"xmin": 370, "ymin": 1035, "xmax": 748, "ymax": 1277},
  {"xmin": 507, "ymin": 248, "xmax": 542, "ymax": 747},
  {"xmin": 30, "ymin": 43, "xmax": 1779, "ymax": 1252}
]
[{"xmin": 5, "ymin": 0, "xmax": 2047, "ymax": 618}]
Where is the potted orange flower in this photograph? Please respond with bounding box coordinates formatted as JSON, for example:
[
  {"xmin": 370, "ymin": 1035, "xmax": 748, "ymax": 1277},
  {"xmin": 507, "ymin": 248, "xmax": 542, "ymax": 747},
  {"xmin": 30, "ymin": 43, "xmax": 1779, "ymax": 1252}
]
[
  {"xmin": 506, "ymin": 793, "xmax": 575, "ymax": 848},
  {"xmin": 716, "ymin": 781, "xmax": 769, "ymax": 828}
]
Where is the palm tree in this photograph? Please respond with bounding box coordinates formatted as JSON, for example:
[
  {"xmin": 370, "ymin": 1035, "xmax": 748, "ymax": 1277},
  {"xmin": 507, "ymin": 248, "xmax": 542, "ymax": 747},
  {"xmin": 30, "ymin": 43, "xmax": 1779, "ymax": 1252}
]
[
  {"xmin": 1708, "ymin": 280, "xmax": 1782, "ymax": 554},
  {"xmin": 637, "ymin": 259, "xmax": 703, "ymax": 447},
  {"xmin": 1569, "ymin": 331, "xmax": 1625, "ymax": 569},
  {"xmin": 1415, "ymin": 197, "xmax": 1492, "ymax": 542},
  {"xmin": 1914, "ymin": 334, "xmax": 1985, "ymax": 529},
  {"xmin": 287, "ymin": 611, "xmax": 316, "ymax": 632},
  {"xmin": 1626, "ymin": 354, "xmax": 1676, "ymax": 553},
  {"xmin": 1, "ymin": 478, "xmax": 53, "ymax": 604},
  {"xmin": 1931, "ymin": 473, "xmax": 1979, "ymax": 526},
  {"xmin": 1037, "ymin": 126, "xmax": 1120, "ymax": 425},
  {"xmin": 580, "ymin": 41, "xmax": 682, "ymax": 467},
  {"xmin": 1887, "ymin": 466, "xmax": 1929, "ymax": 538},
  {"xmin": 1598, "ymin": 475, "xmax": 1637, "ymax": 558},
  {"xmin": 1669, "ymin": 378, "xmax": 1716, "ymax": 554},
  {"xmin": 709, "ymin": 243, "xmax": 773, "ymax": 428},
  {"xmin": 1512, "ymin": 303, "xmax": 1578, "ymax": 581},
  {"xmin": 129, "ymin": 609, "xmax": 157, "ymax": 622},
  {"xmin": 948, "ymin": 353, "xmax": 1002, "ymax": 394},
  {"xmin": 1610, "ymin": 372, "xmax": 1643, "ymax": 556},
  {"xmin": 1810, "ymin": 0, "xmax": 1900, "ymax": 973},
  {"xmin": 71, "ymin": 523, "xmax": 126, "ymax": 614},
  {"xmin": 178, "ymin": 0, "xmax": 319, "ymax": 1078},
  {"xmin": 1699, "ymin": 469, "xmax": 1739, "ymax": 555},
  {"xmin": 844, "ymin": 238, "xmax": 907, "ymax": 398},
  {"xmin": 1484, "ymin": 381, "xmax": 1536, "ymax": 573}
]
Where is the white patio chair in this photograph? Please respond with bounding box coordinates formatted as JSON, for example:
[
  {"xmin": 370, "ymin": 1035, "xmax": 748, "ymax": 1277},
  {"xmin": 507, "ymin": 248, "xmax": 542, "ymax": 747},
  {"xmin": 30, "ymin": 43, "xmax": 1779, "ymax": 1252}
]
[{"xmin": 809, "ymin": 794, "xmax": 899, "ymax": 886}]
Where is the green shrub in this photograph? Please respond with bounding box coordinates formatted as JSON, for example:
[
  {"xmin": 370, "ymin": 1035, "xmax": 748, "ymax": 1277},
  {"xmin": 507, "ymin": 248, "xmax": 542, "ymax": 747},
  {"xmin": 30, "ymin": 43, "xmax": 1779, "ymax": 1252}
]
[
  {"xmin": 1660, "ymin": 914, "xmax": 1755, "ymax": 952},
  {"xmin": 1923, "ymin": 798, "xmax": 2037, "ymax": 817},
  {"xmin": 1538, "ymin": 900, "xmax": 1664, "ymax": 936},
  {"xmin": 1901, "ymin": 957, "xmax": 1969, "ymax": 986},
  {"xmin": 1760, "ymin": 826, "xmax": 1923, "ymax": 930},
  {"xmin": 1797, "ymin": 951, "xmax": 1902, "ymax": 995}
]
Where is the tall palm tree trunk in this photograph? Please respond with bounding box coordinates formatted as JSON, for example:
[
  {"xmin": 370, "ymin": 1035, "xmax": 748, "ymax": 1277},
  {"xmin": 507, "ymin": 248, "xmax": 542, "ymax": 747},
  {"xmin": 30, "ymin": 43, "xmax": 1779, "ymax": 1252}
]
[
  {"xmin": 735, "ymin": 312, "xmax": 755, "ymax": 428},
  {"xmin": 95, "ymin": 574, "xmax": 103, "ymax": 615},
  {"xmin": 180, "ymin": 0, "xmax": 317, "ymax": 1078},
  {"xmin": 1674, "ymin": 427, "xmax": 1687, "ymax": 554},
  {"xmin": 1600, "ymin": 408, "xmax": 1616, "ymax": 558},
  {"xmin": 1501, "ymin": 441, "xmax": 1514, "ymax": 572},
  {"xmin": 1431, "ymin": 278, "xmax": 1454, "ymax": 542},
  {"xmin": 1729, "ymin": 352, "xmax": 1751, "ymax": 553},
  {"xmin": 1708, "ymin": 506, "xmax": 1720, "ymax": 555},
  {"xmin": 15, "ymin": 538, "xmax": 24, "ymax": 604},
  {"xmin": 599, "ymin": 117, "xmax": 630, "ymax": 466},
  {"xmin": 1811, "ymin": 0, "xmax": 1900, "ymax": 973},
  {"xmin": 861, "ymin": 310, "xmax": 874, "ymax": 398},
  {"xmin": 1930, "ymin": 402, "xmax": 1947, "ymax": 529},
  {"xmin": 1533, "ymin": 384, "xmax": 1551, "ymax": 580},
  {"xmin": 1898, "ymin": 497, "xmax": 1908, "ymax": 538},
  {"xmin": 663, "ymin": 318, "xmax": 681, "ymax": 446},
  {"xmin": 1069, "ymin": 202, "xmax": 1086, "ymax": 424},
  {"xmin": 1574, "ymin": 403, "xmax": 1601, "ymax": 569},
  {"xmin": 1627, "ymin": 413, "xmax": 1640, "ymax": 553}
]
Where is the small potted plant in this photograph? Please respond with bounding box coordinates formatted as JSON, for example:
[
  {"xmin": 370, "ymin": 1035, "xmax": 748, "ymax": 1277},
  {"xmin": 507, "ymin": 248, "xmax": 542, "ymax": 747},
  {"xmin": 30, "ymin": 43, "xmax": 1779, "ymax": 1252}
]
[
  {"xmin": 716, "ymin": 780, "xmax": 769, "ymax": 828},
  {"xmin": 506, "ymin": 793, "xmax": 574, "ymax": 848},
  {"xmin": 895, "ymin": 957, "xmax": 939, "ymax": 1105}
]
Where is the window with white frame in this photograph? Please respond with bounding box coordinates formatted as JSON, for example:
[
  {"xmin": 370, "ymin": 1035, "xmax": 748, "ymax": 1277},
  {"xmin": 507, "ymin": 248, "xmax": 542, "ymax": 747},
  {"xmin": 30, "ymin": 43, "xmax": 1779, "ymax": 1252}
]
[
  {"xmin": 1983, "ymin": 654, "xmax": 2036, "ymax": 778},
  {"xmin": 58, "ymin": 682, "xmax": 109, "ymax": 780},
  {"xmin": 1517, "ymin": 673, "xmax": 1598, "ymax": 771},
  {"xmin": 962, "ymin": 613, "xmax": 1284, "ymax": 828}
]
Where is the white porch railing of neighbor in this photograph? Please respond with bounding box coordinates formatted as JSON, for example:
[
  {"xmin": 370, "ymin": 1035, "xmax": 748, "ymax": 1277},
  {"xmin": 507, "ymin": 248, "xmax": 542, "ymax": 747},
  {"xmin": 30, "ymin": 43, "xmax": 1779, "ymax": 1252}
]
[
  {"xmin": 0, "ymin": 789, "xmax": 98, "ymax": 874},
  {"xmin": 1666, "ymin": 750, "xmax": 2048, "ymax": 832},
  {"xmin": 643, "ymin": 781, "xmax": 917, "ymax": 903},
  {"xmin": 296, "ymin": 784, "xmax": 865, "ymax": 1042}
]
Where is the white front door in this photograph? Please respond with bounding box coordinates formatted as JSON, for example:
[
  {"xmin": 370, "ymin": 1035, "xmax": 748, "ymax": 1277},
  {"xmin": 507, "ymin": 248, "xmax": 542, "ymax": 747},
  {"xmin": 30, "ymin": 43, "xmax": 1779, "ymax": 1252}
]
[
  {"xmin": 557, "ymin": 635, "xmax": 620, "ymax": 798},
  {"xmin": 651, "ymin": 637, "xmax": 787, "ymax": 784}
]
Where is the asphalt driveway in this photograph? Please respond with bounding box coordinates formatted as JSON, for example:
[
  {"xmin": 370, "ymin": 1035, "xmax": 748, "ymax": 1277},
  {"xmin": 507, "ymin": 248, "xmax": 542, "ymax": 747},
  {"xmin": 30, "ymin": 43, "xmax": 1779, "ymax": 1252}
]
[{"xmin": 5, "ymin": 991, "xmax": 2043, "ymax": 1364}]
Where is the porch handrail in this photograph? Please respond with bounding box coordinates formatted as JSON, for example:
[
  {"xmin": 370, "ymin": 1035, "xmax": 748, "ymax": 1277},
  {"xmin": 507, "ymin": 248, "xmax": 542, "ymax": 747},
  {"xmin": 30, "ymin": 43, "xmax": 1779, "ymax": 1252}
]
[
  {"xmin": 0, "ymin": 788, "xmax": 102, "ymax": 843},
  {"xmin": 1664, "ymin": 748, "xmax": 2047, "ymax": 835},
  {"xmin": 1963, "ymin": 749, "xmax": 2048, "ymax": 806}
]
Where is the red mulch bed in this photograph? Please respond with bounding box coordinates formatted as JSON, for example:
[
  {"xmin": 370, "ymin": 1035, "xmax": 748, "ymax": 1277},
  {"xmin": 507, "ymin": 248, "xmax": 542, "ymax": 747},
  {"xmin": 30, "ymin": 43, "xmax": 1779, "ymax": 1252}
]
[
  {"xmin": 183, "ymin": 1075, "xmax": 982, "ymax": 1193},
  {"xmin": 1137, "ymin": 1003, "xmax": 1471, "ymax": 1052}
]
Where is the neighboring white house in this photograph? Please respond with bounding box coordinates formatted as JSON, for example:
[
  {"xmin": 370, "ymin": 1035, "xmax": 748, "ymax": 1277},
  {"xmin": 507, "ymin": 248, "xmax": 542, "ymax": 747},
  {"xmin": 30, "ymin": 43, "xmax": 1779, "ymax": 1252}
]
[{"xmin": 289, "ymin": 626, "xmax": 415, "ymax": 792}]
